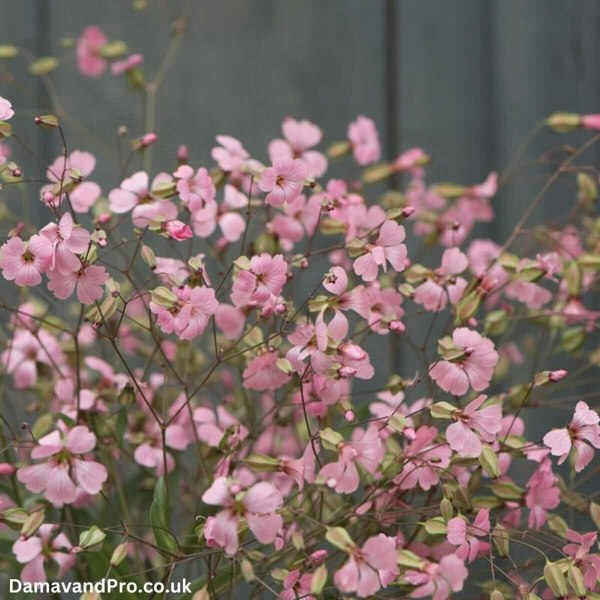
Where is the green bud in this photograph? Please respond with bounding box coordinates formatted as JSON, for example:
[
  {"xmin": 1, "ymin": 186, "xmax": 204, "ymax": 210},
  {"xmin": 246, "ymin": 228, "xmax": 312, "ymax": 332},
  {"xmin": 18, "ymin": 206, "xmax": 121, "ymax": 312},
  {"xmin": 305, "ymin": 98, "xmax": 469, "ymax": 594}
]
[
  {"xmin": 325, "ymin": 526, "xmax": 354, "ymax": 551},
  {"xmin": 29, "ymin": 56, "xmax": 59, "ymax": 75},
  {"xmin": 241, "ymin": 558, "xmax": 255, "ymax": 583},
  {"xmin": 150, "ymin": 286, "xmax": 178, "ymax": 308},
  {"xmin": 479, "ymin": 444, "xmax": 501, "ymax": 478},
  {"xmin": 546, "ymin": 111, "xmax": 582, "ymax": 131},
  {"xmin": 362, "ymin": 162, "xmax": 393, "ymax": 184},
  {"xmin": 244, "ymin": 454, "xmax": 280, "ymax": 472},
  {"xmin": 543, "ymin": 561, "xmax": 567, "ymax": 598},
  {"xmin": 567, "ymin": 564, "xmax": 586, "ymax": 597},
  {"xmin": 492, "ymin": 523, "xmax": 510, "ymax": 558},
  {"xmin": 34, "ymin": 114, "xmax": 60, "ymax": 129},
  {"xmin": 110, "ymin": 542, "xmax": 128, "ymax": 566},
  {"xmin": 79, "ymin": 525, "xmax": 106, "ymax": 551},
  {"xmin": 21, "ymin": 510, "xmax": 45, "ymax": 538},
  {"xmin": 327, "ymin": 140, "xmax": 351, "ymax": 159},
  {"xmin": 311, "ymin": 564, "xmax": 328, "ymax": 594}
]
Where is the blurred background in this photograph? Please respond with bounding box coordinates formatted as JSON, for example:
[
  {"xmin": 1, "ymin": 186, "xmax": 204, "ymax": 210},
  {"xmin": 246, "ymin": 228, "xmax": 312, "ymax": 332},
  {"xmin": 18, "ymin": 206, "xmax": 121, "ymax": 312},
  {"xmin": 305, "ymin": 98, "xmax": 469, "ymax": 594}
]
[{"xmin": 2, "ymin": 0, "xmax": 600, "ymax": 237}]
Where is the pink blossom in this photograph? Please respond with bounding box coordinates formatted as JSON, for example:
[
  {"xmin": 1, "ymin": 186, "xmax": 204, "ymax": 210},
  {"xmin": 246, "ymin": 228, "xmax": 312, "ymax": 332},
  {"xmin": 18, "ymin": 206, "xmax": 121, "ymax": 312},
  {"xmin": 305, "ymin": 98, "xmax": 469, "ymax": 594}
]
[
  {"xmin": 259, "ymin": 157, "xmax": 307, "ymax": 207},
  {"xmin": 413, "ymin": 247, "xmax": 469, "ymax": 311},
  {"xmin": 0, "ymin": 96, "xmax": 14, "ymax": 120},
  {"xmin": 334, "ymin": 534, "xmax": 398, "ymax": 598},
  {"xmin": 202, "ymin": 478, "xmax": 283, "ymax": 556},
  {"xmin": 446, "ymin": 395, "xmax": 502, "ymax": 458},
  {"xmin": 150, "ymin": 285, "xmax": 218, "ymax": 340},
  {"xmin": 109, "ymin": 171, "xmax": 177, "ymax": 226},
  {"xmin": 347, "ymin": 116, "xmax": 380, "ymax": 165},
  {"xmin": 563, "ymin": 529, "xmax": 600, "ymax": 589},
  {"xmin": 353, "ymin": 283, "xmax": 405, "ymax": 334},
  {"xmin": 0, "ymin": 235, "xmax": 52, "ymax": 286},
  {"xmin": 77, "ymin": 26, "xmax": 107, "ymax": 76},
  {"xmin": 45, "ymin": 150, "xmax": 101, "ymax": 213},
  {"xmin": 174, "ymin": 165, "xmax": 216, "ymax": 212},
  {"xmin": 318, "ymin": 426, "xmax": 384, "ymax": 493},
  {"xmin": 405, "ymin": 554, "xmax": 468, "ymax": 600},
  {"xmin": 47, "ymin": 264, "xmax": 108, "ymax": 304},
  {"xmin": 40, "ymin": 212, "xmax": 90, "ymax": 274},
  {"xmin": 17, "ymin": 426, "xmax": 108, "ymax": 507},
  {"xmin": 268, "ymin": 117, "xmax": 327, "ymax": 178},
  {"xmin": 211, "ymin": 135, "xmax": 249, "ymax": 172},
  {"xmin": 164, "ymin": 219, "xmax": 193, "ymax": 240},
  {"xmin": 111, "ymin": 53, "xmax": 143, "ymax": 75},
  {"xmin": 1, "ymin": 329, "xmax": 64, "ymax": 389},
  {"xmin": 543, "ymin": 401, "xmax": 600, "ymax": 471},
  {"xmin": 395, "ymin": 426, "xmax": 451, "ymax": 490},
  {"xmin": 447, "ymin": 508, "xmax": 490, "ymax": 562},
  {"xmin": 430, "ymin": 328, "xmax": 499, "ymax": 396},
  {"xmin": 525, "ymin": 458, "xmax": 560, "ymax": 529},
  {"xmin": 13, "ymin": 524, "xmax": 75, "ymax": 583},
  {"xmin": 582, "ymin": 114, "xmax": 600, "ymax": 130},
  {"xmin": 193, "ymin": 406, "xmax": 248, "ymax": 448},
  {"xmin": 231, "ymin": 253, "xmax": 288, "ymax": 307},
  {"xmin": 243, "ymin": 351, "xmax": 291, "ymax": 391},
  {"xmin": 133, "ymin": 421, "xmax": 189, "ymax": 475},
  {"xmin": 353, "ymin": 220, "xmax": 408, "ymax": 281},
  {"xmin": 392, "ymin": 147, "xmax": 428, "ymax": 173},
  {"xmin": 281, "ymin": 570, "xmax": 314, "ymax": 600}
]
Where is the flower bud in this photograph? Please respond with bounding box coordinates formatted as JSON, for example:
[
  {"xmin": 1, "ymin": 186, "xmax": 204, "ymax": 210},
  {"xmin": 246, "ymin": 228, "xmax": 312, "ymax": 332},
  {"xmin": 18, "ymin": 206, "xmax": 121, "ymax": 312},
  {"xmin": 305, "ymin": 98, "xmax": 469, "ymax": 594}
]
[
  {"xmin": 338, "ymin": 342, "xmax": 366, "ymax": 361},
  {"xmin": 33, "ymin": 114, "xmax": 59, "ymax": 129},
  {"xmin": 141, "ymin": 244, "xmax": 156, "ymax": 269},
  {"xmin": 543, "ymin": 561, "xmax": 567, "ymax": 598},
  {"xmin": 21, "ymin": 510, "xmax": 45, "ymax": 539},
  {"xmin": 327, "ymin": 140, "xmax": 351, "ymax": 159},
  {"xmin": 567, "ymin": 565, "xmax": 586, "ymax": 597},
  {"xmin": 0, "ymin": 462, "xmax": 16, "ymax": 476},
  {"xmin": 338, "ymin": 366, "xmax": 357, "ymax": 378},
  {"xmin": 110, "ymin": 542, "xmax": 128, "ymax": 567},
  {"xmin": 546, "ymin": 111, "xmax": 582, "ymax": 131},
  {"xmin": 311, "ymin": 565, "xmax": 328, "ymax": 595},
  {"xmin": 490, "ymin": 590, "xmax": 505, "ymax": 600},
  {"xmin": 241, "ymin": 558, "xmax": 255, "ymax": 583}
]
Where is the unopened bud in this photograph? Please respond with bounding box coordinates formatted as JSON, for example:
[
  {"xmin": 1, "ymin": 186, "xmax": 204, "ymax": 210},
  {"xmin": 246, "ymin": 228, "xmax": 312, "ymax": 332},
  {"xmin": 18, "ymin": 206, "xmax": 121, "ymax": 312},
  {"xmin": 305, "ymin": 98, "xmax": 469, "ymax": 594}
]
[
  {"xmin": 33, "ymin": 114, "xmax": 59, "ymax": 129},
  {"xmin": 543, "ymin": 561, "xmax": 567, "ymax": 598},
  {"xmin": 338, "ymin": 366, "xmax": 357, "ymax": 378}
]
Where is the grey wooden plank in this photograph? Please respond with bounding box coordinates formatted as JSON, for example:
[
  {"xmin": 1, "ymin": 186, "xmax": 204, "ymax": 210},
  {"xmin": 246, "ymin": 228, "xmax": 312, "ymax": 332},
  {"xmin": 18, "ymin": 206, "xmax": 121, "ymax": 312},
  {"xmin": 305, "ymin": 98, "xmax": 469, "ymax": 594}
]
[{"xmin": 44, "ymin": 0, "xmax": 388, "ymax": 186}]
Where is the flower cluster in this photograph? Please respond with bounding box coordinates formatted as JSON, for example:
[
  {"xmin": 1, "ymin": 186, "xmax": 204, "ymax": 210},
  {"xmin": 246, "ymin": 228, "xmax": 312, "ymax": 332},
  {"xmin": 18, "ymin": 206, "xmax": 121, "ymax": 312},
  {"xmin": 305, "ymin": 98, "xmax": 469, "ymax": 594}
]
[{"xmin": 0, "ymin": 23, "xmax": 598, "ymax": 600}]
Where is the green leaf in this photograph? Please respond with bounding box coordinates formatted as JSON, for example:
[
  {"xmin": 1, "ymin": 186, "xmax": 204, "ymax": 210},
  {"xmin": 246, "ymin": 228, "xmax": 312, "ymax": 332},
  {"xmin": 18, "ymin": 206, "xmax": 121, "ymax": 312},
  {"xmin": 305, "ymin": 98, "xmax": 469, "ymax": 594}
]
[{"xmin": 149, "ymin": 477, "xmax": 178, "ymax": 553}]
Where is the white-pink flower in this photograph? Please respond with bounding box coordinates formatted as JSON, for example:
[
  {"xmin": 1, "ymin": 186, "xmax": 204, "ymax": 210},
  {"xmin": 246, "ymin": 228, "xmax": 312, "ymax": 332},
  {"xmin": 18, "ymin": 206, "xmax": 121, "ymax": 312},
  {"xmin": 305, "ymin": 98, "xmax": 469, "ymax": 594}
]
[
  {"xmin": 430, "ymin": 328, "xmax": 498, "ymax": 396},
  {"xmin": 231, "ymin": 253, "xmax": 288, "ymax": 308},
  {"xmin": 405, "ymin": 554, "xmax": 468, "ymax": 600},
  {"xmin": 353, "ymin": 220, "xmax": 408, "ymax": 282},
  {"xmin": 0, "ymin": 235, "xmax": 52, "ymax": 286},
  {"xmin": 0, "ymin": 96, "xmax": 14, "ymax": 120},
  {"xmin": 76, "ymin": 26, "xmax": 107, "ymax": 76},
  {"xmin": 202, "ymin": 478, "xmax": 283, "ymax": 556},
  {"xmin": 40, "ymin": 212, "xmax": 90, "ymax": 274},
  {"xmin": 13, "ymin": 524, "xmax": 75, "ymax": 583},
  {"xmin": 543, "ymin": 401, "xmax": 600, "ymax": 471},
  {"xmin": 259, "ymin": 157, "xmax": 307, "ymax": 207},
  {"xmin": 445, "ymin": 395, "xmax": 502, "ymax": 458},
  {"xmin": 211, "ymin": 135, "xmax": 249, "ymax": 172},
  {"xmin": 447, "ymin": 508, "xmax": 490, "ymax": 562},
  {"xmin": 17, "ymin": 426, "xmax": 108, "ymax": 507},
  {"xmin": 268, "ymin": 117, "xmax": 327, "ymax": 178},
  {"xmin": 334, "ymin": 534, "xmax": 398, "ymax": 598},
  {"xmin": 47, "ymin": 264, "xmax": 108, "ymax": 304},
  {"xmin": 348, "ymin": 115, "xmax": 381, "ymax": 166}
]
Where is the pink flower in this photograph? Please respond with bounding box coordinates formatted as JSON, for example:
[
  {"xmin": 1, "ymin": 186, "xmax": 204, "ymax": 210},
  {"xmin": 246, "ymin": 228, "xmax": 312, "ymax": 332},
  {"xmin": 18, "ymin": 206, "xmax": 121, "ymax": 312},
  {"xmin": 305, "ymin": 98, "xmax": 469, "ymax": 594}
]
[
  {"xmin": 40, "ymin": 212, "xmax": 90, "ymax": 274},
  {"xmin": 268, "ymin": 117, "xmax": 327, "ymax": 178},
  {"xmin": 348, "ymin": 115, "xmax": 381, "ymax": 165},
  {"xmin": 164, "ymin": 219, "xmax": 193, "ymax": 240},
  {"xmin": 0, "ymin": 96, "xmax": 14, "ymax": 120},
  {"xmin": 193, "ymin": 406, "xmax": 248, "ymax": 448},
  {"xmin": 413, "ymin": 247, "xmax": 469, "ymax": 312},
  {"xmin": 111, "ymin": 53, "xmax": 143, "ymax": 75},
  {"xmin": 243, "ymin": 351, "xmax": 291, "ymax": 391},
  {"xmin": 231, "ymin": 253, "xmax": 288, "ymax": 308},
  {"xmin": 281, "ymin": 570, "xmax": 314, "ymax": 600},
  {"xmin": 47, "ymin": 264, "xmax": 108, "ymax": 304},
  {"xmin": 76, "ymin": 26, "xmax": 107, "ymax": 76},
  {"xmin": 133, "ymin": 422, "xmax": 189, "ymax": 475},
  {"xmin": 150, "ymin": 285, "xmax": 218, "ymax": 340},
  {"xmin": 0, "ymin": 235, "xmax": 52, "ymax": 286},
  {"xmin": 392, "ymin": 147, "xmax": 428, "ymax": 173},
  {"xmin": 525, "ymin": 459, "xmax": 560, "ymax": 529},
  {"xmin": 211, "ymin": 135, "xmax": 249, "ymax": 172},
  {"xmin": 259, "ymin": 157, "xmax": 307, "ymax": 207},
  {"xmin": 318, "ymin": 426, "xmax": 384, "ymax": 494},
  {"xmin": 45, "ymin": 150, "xmax": 101, "ymax": 213},
  {"xmin": 1, "ymin": 329, "xmax": 64, "ymax": 389},
  {"xmin": 17, "ymin": 426, "xmax": 108, "ymax": 507},
  {"xmin": 334, "ymin": 534, "xmax": 398, "ymax": 598},
  {"xmin": 174, "ymin": 165, "xmax": 216, "ymax": 212},
  {"xmin": 430, "ymin": 328, "xmax": 499, "ymax": 396},
  {"xmin": 395, "ymin": 426, "xmax": 451, "ymax": 490},
  {"xmin": 543, "ymin": 401, "xmax": 600, "ymax": 471},
  {"xmin": 13, "ymin": 524, "xmax": 75, "ymax": 583},
  {"xmin": 353, "ymin": 220, "xmax": 408, "ymax": 282},
  {"xmin": 446, "ymin": 395, "xmax": 502, "ymax": 458},
  {"xmin": 447, "ymin": 508, "xmax": 490, "ymax": 562},
  {"xmin": 202, "ymin": 478, "xmax": 283, "ymax": 556},
  {"xmin": 563, "ymin": 529, "xmax": 600, "ymax": 589},
  {"xmin": 582, "ymin": 114, "xmax": 600, "ymax": 130},
  {"xmin": 405, "ymin": 554, "xmax": 468, "ymax": 600},
  {"xmin": 109, "ymin": 171, "xmax": 177, "ymax": 226}
]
